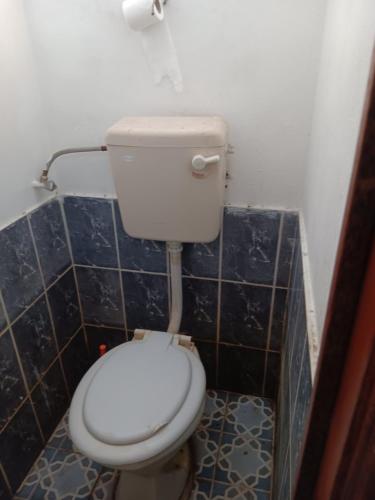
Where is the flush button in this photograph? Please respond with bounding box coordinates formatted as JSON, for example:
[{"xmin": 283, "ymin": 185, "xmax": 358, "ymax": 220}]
[{"xmin": 191, "ymin": 154, "xmax": 220, "ymax": 173}]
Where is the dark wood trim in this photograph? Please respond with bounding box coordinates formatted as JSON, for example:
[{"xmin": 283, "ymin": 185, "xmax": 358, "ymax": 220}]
[
  {"xmin": 333, "ymin": 338, "xmax": 375, "ymax": 499},
  {"xmin": 294, "ymin": 49, "xmax": 375, "ymax": 499}
]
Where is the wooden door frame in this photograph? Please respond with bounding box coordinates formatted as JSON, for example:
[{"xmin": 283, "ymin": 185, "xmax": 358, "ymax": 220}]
[{"xmin": 294, "ymin": 47, "xmax": 375, "ymax": 499}]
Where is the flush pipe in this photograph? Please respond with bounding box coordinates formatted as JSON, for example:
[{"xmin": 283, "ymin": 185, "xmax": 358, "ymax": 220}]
[
  {"xmin": 167, "ymin": 241, "xmax": 183, "ymax": 334},
  {"xmin": 32, "ymin": 146, "xmax": 108, "ymax": 191}
]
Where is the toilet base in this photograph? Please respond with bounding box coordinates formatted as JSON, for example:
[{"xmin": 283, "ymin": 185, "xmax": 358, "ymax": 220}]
[{"xmin": 115, "ymin": 442, "xmax": 193, "ymax": 500}]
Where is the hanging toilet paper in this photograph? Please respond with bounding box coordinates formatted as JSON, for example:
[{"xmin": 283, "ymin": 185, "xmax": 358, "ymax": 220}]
[
  {"xmin": 122, "ymin": 0, "xmax": 164, "ymax": 31},
  {"xmin": 122, "ymin": 0, "xmax": 183, "ymax": 92}
]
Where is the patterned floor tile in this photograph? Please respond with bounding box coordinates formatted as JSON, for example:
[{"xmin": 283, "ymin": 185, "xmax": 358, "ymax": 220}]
[
  {"xmin": 91, "ymin": 468, "xmax": 119, "ymax": 499},
  {"xmin": 199, "ymin": 390, "xmax": 228, "ymax": 431},
  {"xmin": 31, "ymin": 450, "xmax": 101, "ymax": 499},
  {"xmin": 190, "ymin": 478, "xmax": 212, "ymax": 499},
  {"xmin": 47, "ymin": 412, "xmax": 77, "ymax": 452},
  {"xmin": 215, "ymin": 434, "xmax": 273, "ymax": 492},
  {"xmin": 224, "ymin": 394, "xmax": 274, "ymax": 441},
  {"xmin": 192, "ymin": 429, "xmax": 221, "ymax": 480},
  {"xmin": 16, "ymin": 447, "xmax": 58, "ymax": 499},
  {"xmin": 14, "ymin": 391, "xmax": 275, "ymax": 499},
  {"xmin": 211, "ymin": 482, "xmax": 270, "ymax": 499}
]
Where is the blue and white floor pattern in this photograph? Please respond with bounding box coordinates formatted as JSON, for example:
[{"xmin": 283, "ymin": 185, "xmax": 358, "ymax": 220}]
[{"xmin": 15, "ymin": 391, "xmax": 275, "ymax": 500}]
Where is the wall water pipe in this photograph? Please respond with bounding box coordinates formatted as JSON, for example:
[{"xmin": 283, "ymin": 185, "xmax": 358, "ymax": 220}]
[
  {"xmin": 34, "ymin": 147, "xmax": 184, "ymax": 334},
  {"xmin": 167, "ymin": 241, "xmax": 183, "ymax": 334},
  {"xmin": 32, "ymin": 146, "xmax": 107, "ymax": 191}
]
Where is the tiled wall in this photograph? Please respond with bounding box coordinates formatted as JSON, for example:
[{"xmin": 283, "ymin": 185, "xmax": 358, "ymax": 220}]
[
  {"xmin": 0, "ymin": 194, "xmax": 298, "ymax": 496},
  {"xmin": 0, "ymin": 200, "xmax": 89, "ymax": 496},
  {"xmin": 62, "ymin": 196, "xmax": 298, "ymax": 399},
  {"xmin": 273, "ymin": 224, "xmax": 313, "ymax": 499}
]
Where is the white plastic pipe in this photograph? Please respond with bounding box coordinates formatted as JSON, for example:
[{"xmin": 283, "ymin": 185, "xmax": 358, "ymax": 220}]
[{"xmin": 167, "ymin": 241, "xmax": 183, "ymax": 334}]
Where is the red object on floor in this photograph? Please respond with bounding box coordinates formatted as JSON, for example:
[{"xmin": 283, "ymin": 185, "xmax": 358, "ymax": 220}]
[{"xmin": 99, "ymin": 344, "xmax": 107, "ymax": 357}]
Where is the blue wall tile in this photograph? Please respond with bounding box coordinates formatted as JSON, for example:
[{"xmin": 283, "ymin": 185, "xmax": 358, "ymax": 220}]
[
  {"xmin": 76, "ymin": 267, "xmax": 124, "ymax": 327},
  {"xmin": 277, "ymin": 212, "xmax": 298, "ymax": 288},
  {"xmin": 180, "ymin": 278, "xmax": 218, "ymax": 341},
  {"xmin": 12, "ymin": 296, "xmax": 56, "ymax": 389},
  {"xmin": 290, "ymin": 341, "xmax": 312, "ymax": 484},
  {"xmin": 182, "ymin": 237, "xmax": 220, "ymax": 279},
  {"xmin": 220, "ymin": 282, "xmax": 272, "ymax": 350},
  {"xmin": 48, "ymin": 269, "xmax": 81, "ymax": 348},
  {"xmin": 64, "ymin": 197, "xmax": 117, "ymax": 268},
  {"xmin": 218, "ymin": 345, "xmax": 265, "ymax": 396},
  {"xmin": 86, "ymin": 325, "xmax": 126, "ymax": 361},
  {"xmin": 0, "ymin": 299, "xmax": 6, "ymax": 332},
  {"xmin": 290, "ymin": 297, "xmax": 307, "ymax": 409},
  {"xmin": 195, "ymin": 340, "xmax": 216, "ymax": 389},
  {"xmin": 264, "ymin": 351, "xmax": 281, "ymax": 399},
  {"xmin": 0, "ymin": 217, "xmax": 43, "ymax": 321},
  {"xmin": 274, "ymin": 223, "xmax": 312, "ymax": 499},
  {"xmin": 278, "ymin": 448, "xmax": 291, "ymax": 500},
  {"xmin": 0, "ymin": 401, "xmax": 43, "ymax": 493},
  {"xmin": 29, "ymin": 200, "xmax": 71, "ymax": 286},
  {"xmin": 61, "ymin": 329, "xmax": 90, "ymax": 394},
  {"xmin": 123, "ymin": 272, "xmax": 168, "ymax": 331},
  {"xmin": 0, "ymin": 469, "xmax": 11, "ymax": 500},
  {"xmin": 31, "ymin": 360, "xmax": 69, "ymax": 440},
  {"xmin": 222, "ymin": 207, "xmax": 280, "ymax": 285},
  {"xmin": 114, "ymin": 202, "xmax": 166, "ymax": 273},
  {"xmin": 0, "ymin": 330, "xmax": 26, "ymax": 430},
  {"xmin": 270, "ymin": 288, "xmax": 287, "ymax": 351},
  {"xmin": 277, "ymin": 351, "xmax": 291, "ymax": 473}
]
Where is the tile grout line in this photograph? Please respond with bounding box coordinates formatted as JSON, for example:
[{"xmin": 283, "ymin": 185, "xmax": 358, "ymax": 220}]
[
  {"xmin": 59, "ymin": 197, "xmax": 89, "ymax": 353},
  {"xmin": 73, "ymin": 263, "xmax": 288, "ymax": 290},
  {"xmin": 0, "ymin": 464, "xmax": 12, "ymax": 498},
  {"xmin": 0, "ymin": 264, "xmax": 74, "ymax": 339},
  {"xmin": 262, "ymin": 213, "xmax": 284, "ymax": 396},
  {"xmin": 27, "ymin": 324, "xmax": 83, "ymax": 396},
  {"xmin": 111, "ymin": 200, "xmax": 129, "ymax": 341},
  {"xmin": 75, "ymin": 327, "xmax": 282, "ymax": 354},
  {"xmin": 27, "ymin": 214, "xmax": 71, "ymax": 404},
  {"xmin": 288, "ymin": 327, "xmax": 293, "ymax": 500},
  {"xmin": 287, "ymin": 232, "xmax": 302, "ymax": 371},
  {"xmin": 7, "ymin": 320, "xmax": 82, "ymax": 417},
  {"xmin": 215, "ymin": 209, "xmax": 225, "ymax": 389},
  {"xmin": 290, "ymin": 337, "xmax": 308, "ymax": 430},
  {"xmin": 0, "ymin": 261, "xmax": 45, "ymax": 449},
  {"xmin": 0, "ymin": 321, "xmax": 82, "ymax": 438},
  {"xmin": 14, "ymin": 415, "xmax": 66, "ymax": 498},
  {"xmin": 270, "ymin": 388, "xmax": 277, "ymax": 500},
  {"xmin": 0, "ymin": 289, "xmax": 36, "ymax": 449},
  {"xmin": 74, "ymin": 262, "xmax": 168, "ymax": 277},
  {"xmin": 273, "ymin": 213, "xmax": 299, "ymax": 494}
]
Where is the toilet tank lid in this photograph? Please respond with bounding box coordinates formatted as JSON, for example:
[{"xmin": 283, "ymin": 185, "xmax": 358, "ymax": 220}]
[{"xmin": 106, "ymin": 116, "xmax": 227, "ymax": 148}]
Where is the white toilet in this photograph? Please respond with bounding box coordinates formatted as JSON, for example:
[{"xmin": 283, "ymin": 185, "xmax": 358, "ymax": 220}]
[{"xmin": 69, "ymin": 116, "xmax": 227, "ymax": 500}]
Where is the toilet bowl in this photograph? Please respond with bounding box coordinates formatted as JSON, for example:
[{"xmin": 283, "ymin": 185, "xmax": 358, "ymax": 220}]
[{"xmin": 69, "ymin": 330, "xmax": 206, "ymax": 500}]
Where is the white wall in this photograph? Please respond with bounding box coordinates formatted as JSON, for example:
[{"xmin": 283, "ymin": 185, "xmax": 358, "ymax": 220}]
[
  {"xmin": 0, "ymin": 0, "xmax": 52, "ymax": 228},
  {"xmin": 303, "ymin": 0, "xmax": 375, "ymax": 333},
  {"xmin": 24, "ymin": 0, "xmax": 327, "ymax": 208}
]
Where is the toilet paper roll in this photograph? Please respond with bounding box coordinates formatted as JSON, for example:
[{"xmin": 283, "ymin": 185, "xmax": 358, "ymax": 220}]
[
  {"xmin": 122, "ymin": 0, "xmax": 164, "ymax": 32},
  {"xmin": 122, "ymin": 0, "xmax": 183, "ymax": 92}
]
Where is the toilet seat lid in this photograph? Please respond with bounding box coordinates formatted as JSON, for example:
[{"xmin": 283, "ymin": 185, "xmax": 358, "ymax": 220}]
[{"xmin": 83, "ymin": 333, "xmax": 192, "ymax": 445}]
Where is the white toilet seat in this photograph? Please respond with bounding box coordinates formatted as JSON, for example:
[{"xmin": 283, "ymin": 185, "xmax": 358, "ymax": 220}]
[{"xmin": 69, "ymin": 331, "xmax": 206, "ymax": 469}]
